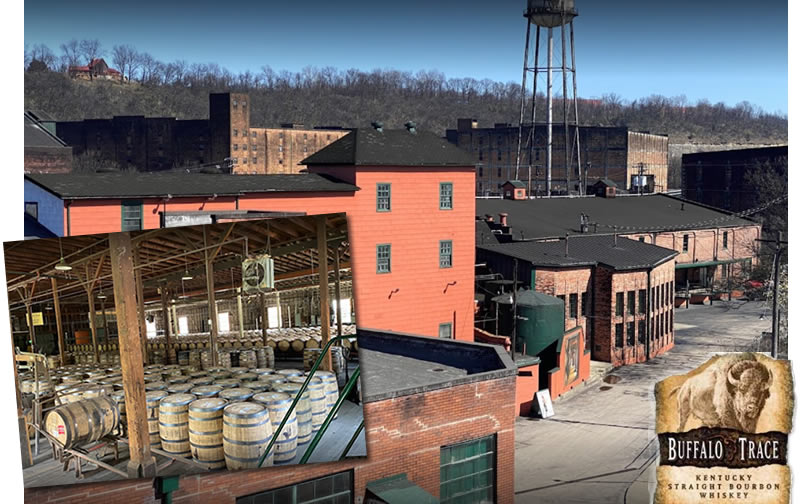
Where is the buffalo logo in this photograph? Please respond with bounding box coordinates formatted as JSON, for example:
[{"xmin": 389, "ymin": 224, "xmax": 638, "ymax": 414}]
[{"xmin": 675, "ymin": 353, "xmax": 772, "ymax": 433}]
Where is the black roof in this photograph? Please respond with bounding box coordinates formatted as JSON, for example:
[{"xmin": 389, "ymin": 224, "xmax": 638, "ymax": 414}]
[
  {"xmin": 24, "ymin": 113, "xmax": 67, "ymax": 148},
  {"xmin": 478, "ymin": 234, "xmax": 678, "ymax": 271},
  {"xmin": 476, "ymin": 220, "xmax": 501, "ymax": 246},
  {"xmin": 25, "ymin": 172, "xmax": 359, "ymax": 199},
  {"xmin": 503, "ymin": 180, "xmax": 526, "ymax": 188},
  {"xmin": 682, "ymin": 145, "xmax": 787, "ymax": 164},
  {"xmin": 591, "ymin": 178, "xmax": 618, "ymax": 188},
  {"xmin": 302, "ymin": 128, "xmax": 476, "ymax": 167},
  {"xmin": 476, "ymin": 194, "xmax": 756, "ymax": 240}
]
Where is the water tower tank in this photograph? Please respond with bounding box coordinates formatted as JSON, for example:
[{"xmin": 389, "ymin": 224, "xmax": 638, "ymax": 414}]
[
  {"xmin": 525, "ymin": 0, "xmax": 578, "ymax": 27},
  {"xmin": 494, "ymin": 289, "xmax": 565, "ymax": 358}
]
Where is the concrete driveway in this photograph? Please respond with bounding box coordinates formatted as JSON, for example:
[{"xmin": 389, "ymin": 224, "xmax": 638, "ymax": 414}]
[{"xmin": 513, "ymin": 300, "xmax": 772, "ymax": 504}]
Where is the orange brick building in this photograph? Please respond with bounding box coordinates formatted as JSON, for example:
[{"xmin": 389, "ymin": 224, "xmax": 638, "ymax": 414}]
[
  {"xmin": 24, "ymin": 127, "xmax": 477, "ymax": 342},
  {"xmin": 24, "ymin": 330, "xmax": 517, "ymax": 503}
]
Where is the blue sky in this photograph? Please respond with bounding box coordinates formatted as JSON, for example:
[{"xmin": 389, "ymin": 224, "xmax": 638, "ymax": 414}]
[{"xmin": 24, "ymin": 0, "xmax": 788, "ymax": 114}]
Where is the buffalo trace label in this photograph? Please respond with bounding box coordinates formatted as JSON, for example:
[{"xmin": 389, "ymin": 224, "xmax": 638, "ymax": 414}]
[{"xmin": 654, "ymin": 353, "xmax": 793, "ymax": 504}]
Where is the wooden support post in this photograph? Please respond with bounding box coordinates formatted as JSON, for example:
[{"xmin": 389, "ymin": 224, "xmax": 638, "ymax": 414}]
[
  {"xmin": 317, "ymin": 216, "xmax": 332, "ymax": 372},
  {"xmin": 100, "ymin": 299, "xmax": 109, "ymax": 346},
  {"xmin": 237, "ymin": 291, "xmax": 245, "ymax": 342},
  {"xmin": 260, "ymin": 293, "xmax": 268, "ymax": 346},
  {"xmin": 134, "ymin": 250, "xmax": 149, "ymax": 365},
  {"xmin": 108, "ymin": 232, "xmax": 157, "ymax": 478},
  {"xmin": 25, "ymin": 302, "xmax": 36, "ymax": 353},
  {"xmin": 51, "ymin": 278, "xmax": 65, "ymax": 367},
  {"xmin": 160, "ymin": 287, "xmax": 172, "ymax": 364},
  {"xmin": 334, "ymin": 248, "xmax": 343, "ymax": 338},
  {"xmin": 10, "ymin": 317, "xmax": 33, "ymax": 468},
  {"xmin": 87, "ymin": 289, "xmax": 99, "ymax": 364},
  {"xmin": 204, "ymin": 228, "xmax": 219, "ymax": 367}
]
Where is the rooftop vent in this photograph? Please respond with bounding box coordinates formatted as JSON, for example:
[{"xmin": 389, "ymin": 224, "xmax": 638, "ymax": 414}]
[
  {"xmin": 405, "ymin": 121, "xmax": 417, "ymax": 134},
  {"xmin": 371, "ymin": 121, "xmax": 384, "ymax": 132}
]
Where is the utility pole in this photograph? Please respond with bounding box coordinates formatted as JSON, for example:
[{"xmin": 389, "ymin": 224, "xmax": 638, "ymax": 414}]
[{"xmin": 756, "ymin": 232, "xmax": 786, "ymax": 358}]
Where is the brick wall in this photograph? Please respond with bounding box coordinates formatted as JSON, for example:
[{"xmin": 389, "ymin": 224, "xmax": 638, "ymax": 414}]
[
  {"xmin": 626, "ymin": 132, "xmax": 669, "ymax": 191},
  {"xmin": 24, "ymin": 147, "xmax": 73, "ymax": 174},
  {"xmin": 25, "ymin": 375, "xmax": 517, "ymax": 504}
]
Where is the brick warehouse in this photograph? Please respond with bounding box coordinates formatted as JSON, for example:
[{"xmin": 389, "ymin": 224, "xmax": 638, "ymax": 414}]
[
  {"xmin": 446, "ymin": 119, "xmax": 669, "ymax": 195},
  {"xmin": 23, "ymin": 329, "xmax": 517, "ymax": 504},
  {"xmin": 476, "ymin": 191, "xmax": 761, "ymax": 300},
  {"xmin": 54, "ymin": 92, "xmax": 348, "ymax": 174},
  {"xmin": 477, "ymin": 235, "xmax": 677, "ymax": 369},
  {"xmin": 24, "ymin": 126, "xmax": 477, "ymax": 342}
]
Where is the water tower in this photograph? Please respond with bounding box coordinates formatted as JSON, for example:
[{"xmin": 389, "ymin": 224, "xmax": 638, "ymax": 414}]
[{"xmin": 514, "ymin": 0, "xmax": 583, "ymax": 196}]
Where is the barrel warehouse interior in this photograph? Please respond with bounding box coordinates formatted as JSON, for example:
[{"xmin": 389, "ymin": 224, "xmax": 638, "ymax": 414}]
[{"xmin": 3, "ymin": 213, "xmax": 366, "ymax": 487}]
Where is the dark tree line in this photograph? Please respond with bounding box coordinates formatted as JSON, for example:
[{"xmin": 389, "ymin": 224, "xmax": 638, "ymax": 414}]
[{"xmin": 24, "ymin": 41, "xmax": 787, "ymax": 144}]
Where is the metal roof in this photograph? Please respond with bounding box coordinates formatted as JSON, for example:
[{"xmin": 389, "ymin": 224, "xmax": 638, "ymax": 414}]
[
  {"xmin": 476, "ymin": 194, "xmax": 756, "ymax": 240},
  {"xmin": 24, "ymin": 113, "xmax": 67, "ymax": 148},
  {"xmin": 478, "ymin": 234, "xmax": 678, "ymax": 271},
  {"xmin": 475, "ymin": 220, "xmax": 501, "ymax": 245},
  {"xmin": 25, "ymin": 172, "xmax": 359, "ymax": 199},
  {"xmin": 302, "ymin": 128, "xmax": 476, "ymax": 167}
]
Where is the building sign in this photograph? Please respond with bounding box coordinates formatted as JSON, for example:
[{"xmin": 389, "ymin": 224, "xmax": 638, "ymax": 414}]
[
  {"xmin": 654, "ymin": 353, "xmax": 792, "ymax": 503},
  {"xmin": 27, "ymin": 312, "xmax": 44, "ymax": 326}
]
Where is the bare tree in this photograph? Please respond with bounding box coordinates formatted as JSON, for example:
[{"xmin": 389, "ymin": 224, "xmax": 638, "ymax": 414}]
[
  {"xmin": 79, "ymin": 39, "xmax": 104, "ymax": 63},
  {"xmin": 59, "ymin": 39, "xmax": 82, "ymax": 67},
  {"xmin": 112, "ymin": 44, "xmax": 138, "ymax": 82},
  {"xmin": 28, "ymin": 44, "xmax": 57, "ymax": 70}
]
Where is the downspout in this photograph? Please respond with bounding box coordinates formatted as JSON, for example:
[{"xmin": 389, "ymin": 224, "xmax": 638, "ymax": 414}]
[
  {"xmin": 646, "ymin": 268, "xmax": 651, "ymax": 359},
  {"xmin": 65, "ymin": 200, "xmax": 72, "ymax": 237}
]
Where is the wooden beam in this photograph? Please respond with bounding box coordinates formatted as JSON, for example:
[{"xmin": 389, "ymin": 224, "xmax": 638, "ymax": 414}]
[
  {"xmin": 204, "ymin": 227, "xmax": 219, "ymax": 366},
  {"xmin": 25, "ymin": 302, "xmax": 36, "ymax": 353},
  {"xmin": 87, "ymin": 289, "xmax": 99, "ymax": 364},
  {"xmin": 160, "ymin": 287, "xmax": 172, "ymax": 364},
  {"xmin": 210, "ymin": 223, "xmax": 236, "ymax": 262},
  {"xmin": 334, "ymin": 247, "xmax": 343, "ymax": 339},
  {"xmin": 134, "ymin": 249, "xmax": 149, "ymax": 365},
  {"xmin": 108, "ymin": 232, "xmax": 157, "ymax": 478},
  {"xmin": 51, "ymin": 278, "xmax": 65, "ymax": 366},
  {"xmin": 316, "ymin": 216, "xmax": 332, "ymax": 372}
]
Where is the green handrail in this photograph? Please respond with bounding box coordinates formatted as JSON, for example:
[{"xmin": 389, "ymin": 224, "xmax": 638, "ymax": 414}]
[
  {"xmin": 256, "ymin": 334, "xmax": 353, "ymax": 468},
  {"xmin": 299, "ymin": 366, "xmax": 360, "ymax": 464},
  {"xmin": 339, "ymin": 418, "xmax": 365, "ymax": 461}
]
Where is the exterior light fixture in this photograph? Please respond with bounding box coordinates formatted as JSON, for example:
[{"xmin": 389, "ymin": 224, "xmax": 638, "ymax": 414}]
[{"xmin": 55, "ymin": 238, "xmax": 72, "ymax": 271}]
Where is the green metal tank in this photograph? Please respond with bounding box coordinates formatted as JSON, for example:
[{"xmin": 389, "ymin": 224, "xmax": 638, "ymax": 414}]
[{"xmin": 494, "ymin": 289, "xmax": 565, "ymax": 358}]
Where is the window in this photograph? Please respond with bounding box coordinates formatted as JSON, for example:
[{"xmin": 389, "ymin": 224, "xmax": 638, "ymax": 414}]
[
  {"xmin": 662, "ymin": 284, "xmax": 667, "ymax": 307},
  {"xmin": 232, "ymin": 99, "xmax": 238, "ymax": 107},
  {"xmin": 252, "ymin": 131, "xmax": 257, "ymax": 138},
  {"xmin": 252, "ymin": 157, "xmax": 257, "ymax": 164},
  {"xmin": 267, "ymin": 306, "xmax": 280, "ymax": 328},
  {"xmin": 615, "ymin": 292, "xmax": 624, "ymax": 316},
  {"xmin": 242, "ymin": 100, "xmax": 247, "ymax": 107},
  {"xmin": 639, "ymin": 236, "xmax": 645, "ymax": 242},
  {"xmin": 497, "ymin": 151, "xmax": 502, "ymax": 161},
  {"xmin": 332, "ymin": 299, "xmax": 353, "ymax": 324},
  {"xmin": 638, "ymin": 320, "xmax": 646, "ymax": 344},
  {"xmin": 243, "ymin": 157, "xmax": 248, "ymax": 164},
  {"xmin": 638, "ymin": 289, "xmax": 646, "ymax": 314},
  {"xmin": 145, "ymin": 318, "xmax": 157, "ymax": 338},
  {"xmin": 243, "ymin": 144, "xmax": 247, "ymax": 151},
  {"xmin": 497, "ymin": 167, "xmax": 501, "ymax": 178},
  {"xmin": 581, "ymin": 292, "xmax": 588, "ymax": 317},
  {"xmin": 376, "ymin": 244, "xmax": 391, "ymax": 274},
  {"xmin": 627, "ymin": 291, "xmax": 635, "ymax": 316},
  {"xmin": 615, "ymin": 323, "xmax": 624, "ymax": 347},
  {"xmin": 627, "ymin": 322, "xmax": 635, "ymax": 346},
  {"xmin": 722, "ymin": 231, "xmax": 728, "ymax": 249},
  {"xmin": 218, "ymin": 312, "xmax": 230, "ymax": 333},
  {"xmin": 682, "ymin": 234, "xmax": 689, "ymax": 253},
  {"xmin": 569, "ymin": 293, "xmax": 578, "ymax": 319},
  {"xmin": 479, "ymin": 166, "xmax": 484, "ymax": 177},
  {"xmin": 234, "ymin": 144, "xmax": 239, "ymax": 151},
  {"xmin": 278, "ymin": 145, "xmax": 283, "ymax": 152},
  {"xmin": 236, "ymin": 471, "xmax": 352, "ymax": 504},
  {"xmin": 440, "ymin": 435, "xmax": 495, "ymax": 504},
  {"xmin": 439, "ymin": 323, "xmax": 452, "ymax": 339},
  {"xmin": 376, "ymin": 183, "xmax": 391, "ymax": 212},
  {"xmin": 439, "ymin": 240, "xmax": 453, "ymax": 268},
  {"xmin": 233, "ymin": 129, "xmax": 238, "ymax": 137},
  {"xmin": 440, "ymin": 182, "xmax": 453, "ymax": 210},
  {"xmin": 252, "ymin": 144, "xmax": 257, "ymax": 151},
  {"xmin": 25, "ymin": 202, "xmax": 38, "ymax": 221},
  {"xmin": 121, "ymin": 200, "xmax": 142, "ymax": 231},
  {"xmin": 178, "ymin": 316, "xmax": 189, "ymax": 335}
]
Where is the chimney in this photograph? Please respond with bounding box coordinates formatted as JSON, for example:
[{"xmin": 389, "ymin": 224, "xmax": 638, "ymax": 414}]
[
  {"xmin": 371, "ymin": 121, "xmax": 384, "ymax": 132},
  {"xmin": 564, "ymin": 233, "xmax": 570, "ymax": 256},
  {"xmin": 613, "ymin": 226, "xmax": 619, "ymax": 247},
  {"xmin": 405, "ymin": 121, "xmax": 417, "ymax": 134},
  {"xmin": 499, "ymin": 213, "xmax": 508, "ymax": 227},
  {"xmin": 485, "ymin": 214, "xmax": 494, "ymax": 223}
]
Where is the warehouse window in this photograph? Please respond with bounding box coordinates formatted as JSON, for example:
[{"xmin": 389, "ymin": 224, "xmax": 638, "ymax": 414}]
[
  {"xmin": 178, "ymin": 316, "xmax": 189, "ymax": 335},
  {"xmin": 439, "ymin": 323, "xmax": 452, "ymax": 339},
  {"xmin": 121, "ymin": 200, "xmax": 143, "ymax": 231},
  {"xmin": 440, "ymin": 182, "xmax": 453, "ymax": 210},
  {"xmin": 233, "ymin": 129, "xmax": 238, "ymax": 137},
  {"xmin": 376, "ymin": 183, "xmax": 391, "ymax": 212},
  {"xmin": 639, "ymin": 236, "xmax": 645, "ymax": 242},
  {"xmin": 233, "ymin": 144, "xmax": 238, "ymax": 151},
  {"xmin": 376, "ymin": 244, "xmax": 391, "ymax": 274},
  {"xmin": 682, "ymin": 234, "xmax": 689, "ymax": 253},
  {"xmin": 267, "ymin": 306, "xmax": 280, "ymax": 328},
  {"xmin": 722, "ymin": 231, "xmax": 728, "ymax": 249},
  {"xmin": 479, "ymin": 166, "xmax": 483, "ymax": 177},
  {"xmin": 615, "ymin": 292, "xmax": 624, "ymax": 317},
  {"xmin": 243, "ymin": 144, "xmax": 247, "ymax": 150},
  {"xmin": 218, "ymin": 312, "xmax": 230, "ymax": 333},
  {"xmin": 615, "ymin": 323, "xmax": 623, "ymax": 348},
  {"xmin": 638, "ymin": 289, "xmax": 646, "ymax": 314},
  {"xmin": 439, "ymin": 240, "xmax": 453, "ymax": 268},
  {"xmin": 638, "ymin": 320, "xmax": 646, "ymax": 344},
  {"xmin": 627, "ymin": 291, "xmax": 635, "ymax": 316},
  {"xmin": 569, "ymin": 293, "xmax": 578, "ymax": 319},
  {"xmin": 581, "ymin": 292, "xmax": 588, "ymax": 317},
  {"xmin": 661, "ymin": 284, "xmax": 667, "ymax": 307},
  {"xmin": 252, "ymin": 157, "xmax": 257, "ymax": 164},
  {"xmin": 24, "ymin": 202, "xmax": 38, "ymax": 221},
  {"xmin": 252, "ymin": 131, "xmax": 257, "ymax": 138},
  {"xmin": 497, "ymin": 167, "xmax": 501, "ymax": 178},
  {"xmin": 627, "ymin": 322, "xmax": 635, "ymax": 346},
  {"xmin": 236, "ymin": 471, "xmax": 352, "ymax": 504},
  {"xmin": 440, "ymin": 435, "xmax": 495, "ymax": 504}
]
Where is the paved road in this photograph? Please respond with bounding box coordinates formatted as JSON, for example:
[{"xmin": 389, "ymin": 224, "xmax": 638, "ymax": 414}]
[{"xmin": 513, "ymin": 300, "xmax": 772, "ymax": 504}]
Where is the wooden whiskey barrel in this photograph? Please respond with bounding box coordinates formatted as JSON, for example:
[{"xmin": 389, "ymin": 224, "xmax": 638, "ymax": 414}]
[
  {"xmin": 215, "ymin": 378, "xmax": 241, "ymax": 389},
  {"xmin": 272, "ymin": 383, "xmax": 312, "ymax": 444},
  {"xmin": 222, "ymin": 402, "xmax": 273, "ymax": 469},
  {"xmin": 44, "ymin": 396, "xmax": 119, "ymax": 449},
  {"xmin": 146, "ymin": 390, "xmax": 168, "ymax": 449},
  {"xmin": 110, "ymin": 390, "xmax": 126, "ymax": 433},
  {"xmin": 167, "ymin": 383, "xmax": 194, "ymax": 394},
  {"xmin": 310, "ymin": 370, "xmax": 339, "ymax": 420},
  {"xmin": 219, "ymin": 387, "xmax": 254, "ymax": 402},
  {"xmin": 251, "ymin": 392, "xmax": 298, "ymax": 464},
  {"xmin": 261, "ymin": 376, "xmax": 287, "ymax": 390},
  {"xmin": 191, "ymin": 385, "xmax": 223, "ymax": 398},
  {"xmin": 188, "ymin": 397, "xmax": 227, "ymax": 470},
  {"xmin": 276, "ymin": 369, "xmax": 303, "ymax": 378},
  {"xmin": 158, "ymin": 393, "xmax": 195, "ymax": 458},
  {"xmin": 291, "ymin": 376, "xmax": 326, "ymax": 432}
]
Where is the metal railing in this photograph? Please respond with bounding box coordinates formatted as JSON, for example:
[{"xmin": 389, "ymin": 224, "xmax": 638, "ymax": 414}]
[{"xmin": 257, "ymin": 334, "xmax": 359, "ymax": 467}]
